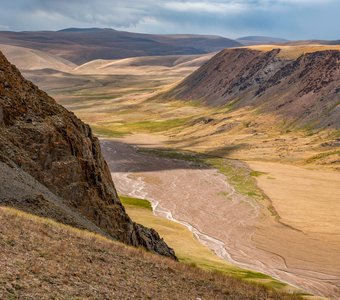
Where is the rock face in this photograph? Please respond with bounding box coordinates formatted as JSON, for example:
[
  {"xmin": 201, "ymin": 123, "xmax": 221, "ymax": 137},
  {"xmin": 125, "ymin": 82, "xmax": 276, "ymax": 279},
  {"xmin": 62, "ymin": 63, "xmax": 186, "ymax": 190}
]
[
  {"xmin": 0, "ymin": 51, "xmax": 175, "ymax": 259},
  {"xmin": 165, "ymin": 48, "xmax": 340, "ymax": 129}
]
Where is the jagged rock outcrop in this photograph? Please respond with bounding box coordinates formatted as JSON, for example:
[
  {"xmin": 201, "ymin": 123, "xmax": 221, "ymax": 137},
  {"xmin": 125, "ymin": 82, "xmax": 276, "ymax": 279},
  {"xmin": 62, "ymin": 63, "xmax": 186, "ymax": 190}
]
[
  {"xmin": 0, "ymin": 51, "xmax": 176, "ymax": 259},
  {"xmin": 164, "ymin": 48, "xmax": 340, "ymax": 129}
]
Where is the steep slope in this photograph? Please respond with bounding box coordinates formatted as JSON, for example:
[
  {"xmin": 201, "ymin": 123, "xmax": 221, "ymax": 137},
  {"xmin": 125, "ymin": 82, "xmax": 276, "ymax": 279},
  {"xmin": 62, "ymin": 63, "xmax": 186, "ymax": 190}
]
[
  {"xmin": 164, "ymin": 48, "xmax": 340, "ymax": 129},
  {"xmin": 0, "ymin": 28, "xmax": 242, "ymax": 64},
  {"xmin": 0, "ymin": 50, "xmax": 175, "ymax": 258},
  {"xmin": 0, "ymin": 207, "xmax": 299, "ymax": 300}
]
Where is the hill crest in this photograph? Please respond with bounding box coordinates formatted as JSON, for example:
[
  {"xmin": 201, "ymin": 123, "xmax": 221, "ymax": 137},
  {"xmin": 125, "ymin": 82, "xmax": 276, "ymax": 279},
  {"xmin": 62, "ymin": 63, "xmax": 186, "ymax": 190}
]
[{"xmin": 163, "ymin": 47, "xmax": 340, "ymax": 129}]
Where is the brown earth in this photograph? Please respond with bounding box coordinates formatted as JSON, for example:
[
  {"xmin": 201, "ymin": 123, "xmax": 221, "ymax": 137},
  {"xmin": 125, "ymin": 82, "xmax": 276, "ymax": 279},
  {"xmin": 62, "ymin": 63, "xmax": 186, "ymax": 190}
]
[
  {"xmin": 163, "ymin": 48, "xmax": 340, "ymax": 129},
  {"xmin": 0, "ymin": 50, "xmax": 175, "ymax": 258}
]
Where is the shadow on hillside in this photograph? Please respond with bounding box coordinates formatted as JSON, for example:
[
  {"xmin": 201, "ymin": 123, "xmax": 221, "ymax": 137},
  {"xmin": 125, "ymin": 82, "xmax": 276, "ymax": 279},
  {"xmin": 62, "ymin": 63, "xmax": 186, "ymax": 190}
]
[
  {"xmin": 100, "ymin": 140, "xmax": 211, "ymax": 173},
  {"xmin": 100, "ymin": 140, "xmax": 248, "ymax": 173}
]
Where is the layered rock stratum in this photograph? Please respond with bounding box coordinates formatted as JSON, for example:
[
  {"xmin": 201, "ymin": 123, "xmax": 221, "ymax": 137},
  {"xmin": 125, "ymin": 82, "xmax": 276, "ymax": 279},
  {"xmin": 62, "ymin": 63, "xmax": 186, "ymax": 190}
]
[
  {"xmin": 165, "ymin": 48, "xmax": 340, "ymax": 129},
  {"xmin": 0, "ymin": 50, "xmax": 175, "ymax": 259}
]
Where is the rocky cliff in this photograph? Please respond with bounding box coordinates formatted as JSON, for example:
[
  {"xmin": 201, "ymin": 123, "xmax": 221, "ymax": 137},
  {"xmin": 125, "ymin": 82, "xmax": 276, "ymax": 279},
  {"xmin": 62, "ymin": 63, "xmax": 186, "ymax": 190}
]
[
  {"xmin": 164, "ymin": 48, "xmax": 340, "ymax": 129},
  {"xmin": 0, "ymin": 51, "xmax": 175, "ymax": 259}
]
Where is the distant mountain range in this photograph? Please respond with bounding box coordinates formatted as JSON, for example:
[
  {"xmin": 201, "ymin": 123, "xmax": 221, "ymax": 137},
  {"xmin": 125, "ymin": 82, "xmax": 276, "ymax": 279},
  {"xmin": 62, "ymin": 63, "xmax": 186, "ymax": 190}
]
[
  {"xmin": 236, "ymin": 36, "xmax": 289, "ymax": 45},
  {"xmin": 1, "ymin": 28, "xmax": 337, "ymax": 65},
  {"xmin": 0, "ymin": 28, "xmax": 242, "ymax": 64}
]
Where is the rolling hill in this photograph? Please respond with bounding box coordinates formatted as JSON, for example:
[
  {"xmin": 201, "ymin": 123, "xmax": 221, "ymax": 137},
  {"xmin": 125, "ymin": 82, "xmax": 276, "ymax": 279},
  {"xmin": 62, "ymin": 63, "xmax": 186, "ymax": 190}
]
[
  {"xmin": 73, "ymin": 53, "xmax": 215, "ymax": 75},
  {"xmin": 0, "ymin": 28, "xmax": 242, "ymax": 64},
  {"xmin": 0, "ymin": 44, "xmax": 76, "ymax": 71}
]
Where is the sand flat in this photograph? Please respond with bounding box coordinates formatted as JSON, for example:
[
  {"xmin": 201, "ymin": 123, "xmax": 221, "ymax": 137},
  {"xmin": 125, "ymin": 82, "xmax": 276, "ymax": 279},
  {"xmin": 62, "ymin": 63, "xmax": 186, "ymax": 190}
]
[{"xmin": 247, "ymin": 161, "xmax": 340, "ymax": 235}]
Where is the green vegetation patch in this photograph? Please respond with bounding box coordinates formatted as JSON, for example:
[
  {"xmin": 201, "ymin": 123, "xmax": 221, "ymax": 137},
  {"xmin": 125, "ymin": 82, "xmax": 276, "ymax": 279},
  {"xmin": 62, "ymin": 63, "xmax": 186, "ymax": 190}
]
[
  {"xmin": 205, "ymin": 157, "xmax": 266, "ymax": 201},
  {"xmin": 306, "ymin": 150, "xmax": 340, "ymax": 164},
  {"xmin": 120, "ymin": 195, "xmax": 153, "ymax": 211},
  {"xmin": 250, "ymin": 170, "xmax": 268, "ymax": 177},
  {"xmin": 139, "ymin": 148, "xmax": 267, "ymax": 202},
  {"xmin": 121, "ymin": 117, "xmax": 191, "ymax": 133},
  {"xmin": 92, "ymin": 117, "xmax": 192, "ymax": 138},
  {"xmin": 139, "ymin": 148, "xmax": 202, "ymax": 165},
  {"xmin": 91, "ymin": 125, "xmax": 128, "ymax": 138}
]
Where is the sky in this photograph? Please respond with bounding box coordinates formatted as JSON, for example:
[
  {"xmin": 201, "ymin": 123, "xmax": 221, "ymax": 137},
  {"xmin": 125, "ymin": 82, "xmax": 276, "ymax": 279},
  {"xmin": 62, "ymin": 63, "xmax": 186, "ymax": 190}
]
[{"xmin": 0, "ymin": 0, "xmax": 338, "ymax": 40}]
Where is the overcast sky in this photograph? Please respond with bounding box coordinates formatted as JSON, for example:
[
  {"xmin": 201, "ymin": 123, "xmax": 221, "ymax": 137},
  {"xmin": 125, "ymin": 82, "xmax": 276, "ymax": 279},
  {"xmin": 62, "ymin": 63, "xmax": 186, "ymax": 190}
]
[{"xmin": 0, "ymin": 0, "xmax": 338, "ymax": 40}]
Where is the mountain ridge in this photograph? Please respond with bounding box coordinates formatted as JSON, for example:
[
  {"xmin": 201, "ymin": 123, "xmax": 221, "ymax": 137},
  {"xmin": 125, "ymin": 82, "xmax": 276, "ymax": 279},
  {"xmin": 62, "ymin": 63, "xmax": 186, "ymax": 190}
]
[
  {"xmin": 0, "ymin": 28, "xmax": 242, "ymax": 64},
  {"xmin": 163, "ymin": 48, "xmax": 340, "ymax": 129}
]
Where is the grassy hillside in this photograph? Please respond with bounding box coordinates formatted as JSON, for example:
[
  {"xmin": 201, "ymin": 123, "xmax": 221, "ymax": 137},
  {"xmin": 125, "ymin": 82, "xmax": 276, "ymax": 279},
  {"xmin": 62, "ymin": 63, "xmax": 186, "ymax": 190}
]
[{"xmin": 0, "ymin": 206, "xmax": 301, "ymax": 299}]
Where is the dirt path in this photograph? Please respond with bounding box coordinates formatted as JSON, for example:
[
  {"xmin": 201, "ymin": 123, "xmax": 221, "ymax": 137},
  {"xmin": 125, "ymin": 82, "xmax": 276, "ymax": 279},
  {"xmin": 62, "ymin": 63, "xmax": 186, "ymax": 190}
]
[{"xmin": 101, "ymin": 138, "xmax": 340, "ymax": 298}]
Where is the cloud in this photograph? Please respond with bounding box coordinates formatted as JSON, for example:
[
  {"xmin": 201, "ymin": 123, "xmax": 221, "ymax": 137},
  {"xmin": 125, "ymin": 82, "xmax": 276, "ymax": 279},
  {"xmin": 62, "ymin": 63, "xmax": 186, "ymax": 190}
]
[
  {"xmin": 163, "ymin": 1, "xmax": 246, "ymax": 14},
  {"xmin": 0, "ymin": 0, "xmax": 338, "ymax": 40}
]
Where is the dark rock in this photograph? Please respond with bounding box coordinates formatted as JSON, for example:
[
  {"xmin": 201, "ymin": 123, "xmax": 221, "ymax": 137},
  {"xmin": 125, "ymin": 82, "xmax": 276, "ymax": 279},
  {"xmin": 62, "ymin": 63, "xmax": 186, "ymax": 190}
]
[
  {"xmin": 163, "ymin": 48, "xmax": 340, "ymax": 129},
  {"xmin": 0, "ymin": 50, "xmax": 176, "ymax": 259}
]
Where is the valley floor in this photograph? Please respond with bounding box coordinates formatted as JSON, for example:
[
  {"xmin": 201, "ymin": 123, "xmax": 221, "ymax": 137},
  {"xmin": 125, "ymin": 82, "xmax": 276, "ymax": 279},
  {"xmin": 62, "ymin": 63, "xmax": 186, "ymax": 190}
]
[
  {"xmin": 101, "ymin": 135, "xmax": 340, "ymax": 299},
  {"xmin": 14, "ymin": 48, "xmax": 339, "ymax": 299}
]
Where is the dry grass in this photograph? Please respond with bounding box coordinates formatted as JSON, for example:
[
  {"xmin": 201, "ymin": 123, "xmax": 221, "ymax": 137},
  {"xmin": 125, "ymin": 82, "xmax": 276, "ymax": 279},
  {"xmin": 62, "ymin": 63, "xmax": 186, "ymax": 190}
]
[
  {"xmin": 0, "ymin": 44, "xmax": 76, "ymax": 71},
  {"xmin": 0, "ymin": 206, "xmax": 301, "ymax": 300},
  {"xmin": 244, "ymin": 44, "xmax": 340, "ymax": 59},
  {"xmin": 248, "ymin": 161, "xmax": 340, "ymax": 235}
]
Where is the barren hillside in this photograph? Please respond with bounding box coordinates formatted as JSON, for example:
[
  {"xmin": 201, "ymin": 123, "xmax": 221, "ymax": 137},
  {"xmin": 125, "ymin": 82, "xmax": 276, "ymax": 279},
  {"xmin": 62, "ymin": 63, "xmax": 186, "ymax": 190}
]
[{"xmin": 164, "ymin": 47, "xmax": 340, "ymax": 129}]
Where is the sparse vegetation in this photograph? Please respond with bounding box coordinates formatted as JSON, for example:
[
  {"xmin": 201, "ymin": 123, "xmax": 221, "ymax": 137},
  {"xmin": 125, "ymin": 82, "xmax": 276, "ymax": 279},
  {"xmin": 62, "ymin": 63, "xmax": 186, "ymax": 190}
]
[
  {"xmin": 139, "ymin": 148, "xmax": 267, "ymax": 202},
  {"xmin": 120, "ymin": 195, "xmax": 152, "ymax": 210},
  {"xmin": 306, "ymin": 150, "xmax": 340, "ymax": 163},
  {"xmin": 206, "ymin": 157, "xmax": 266, "ymax": 201},
  {"xmin": 120, "ymin": 196, "xmax": 297, "ymax": 292},
  {"xmin": 250, "ymin": 170, "xmax": 268, "ymax": 177},
  {"xmin": 91, "ymin": 124, "xmax": 128, "ymax": 137},
  {"xmin": 0, "ymin": 206, "xmax": 302, "ymax": 299},
  {"xmin": 92, "ymin": 118, "xmax": 193, "ymax": 138}
]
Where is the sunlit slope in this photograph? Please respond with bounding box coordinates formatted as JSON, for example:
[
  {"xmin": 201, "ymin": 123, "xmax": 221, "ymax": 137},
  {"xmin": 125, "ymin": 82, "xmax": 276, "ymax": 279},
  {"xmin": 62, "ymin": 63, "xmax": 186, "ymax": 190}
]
[
  {"xmin": 73, "ymin": 53, "xmax": 215, "ymax": 75},
  {"xmin": 0, "ymin": 207, "xmax": 300, "ymax": 300},
  {"xmin": 245, "ymin": 44, "xmax": 340, "ymax": 59},
  {"xmin": 0, "ymin": 44, "xmax": 76, "ymax": 71}
]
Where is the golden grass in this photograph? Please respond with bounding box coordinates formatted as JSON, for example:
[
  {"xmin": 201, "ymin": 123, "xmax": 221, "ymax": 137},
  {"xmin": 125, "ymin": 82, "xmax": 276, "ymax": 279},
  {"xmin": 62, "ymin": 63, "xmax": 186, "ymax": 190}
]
[
  {"xmin": 244, "ymin": 44, "xmax": 340, "ymax": 59},
  {"xmin": 0, "ymin": 206, "xmax": 302, "ymax": 299},
  {"xmin": 247, "ymin": 161, "xmax": 340, "ymax": 235}
]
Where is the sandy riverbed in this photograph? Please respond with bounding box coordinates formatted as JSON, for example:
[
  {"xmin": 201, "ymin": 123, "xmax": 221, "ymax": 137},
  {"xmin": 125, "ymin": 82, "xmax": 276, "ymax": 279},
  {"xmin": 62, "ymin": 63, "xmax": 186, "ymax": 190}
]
[{"xmin": 101, "ymin": 137, "xmax": 340, "ymax": 298}]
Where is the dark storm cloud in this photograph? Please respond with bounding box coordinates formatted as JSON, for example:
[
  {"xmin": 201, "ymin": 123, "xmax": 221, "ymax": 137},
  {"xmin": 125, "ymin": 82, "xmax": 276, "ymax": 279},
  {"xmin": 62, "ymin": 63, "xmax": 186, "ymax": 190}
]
[{"xmin": 0, "ymin": 0, "xmax": 338, "ymax": 39}]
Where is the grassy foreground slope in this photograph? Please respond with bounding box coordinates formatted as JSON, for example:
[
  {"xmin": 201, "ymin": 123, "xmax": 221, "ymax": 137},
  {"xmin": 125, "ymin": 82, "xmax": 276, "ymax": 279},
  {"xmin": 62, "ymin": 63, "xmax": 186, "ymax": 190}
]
[{"xmin": 0, "ymin": 207, "xmax": 300, "ymax": 300}]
